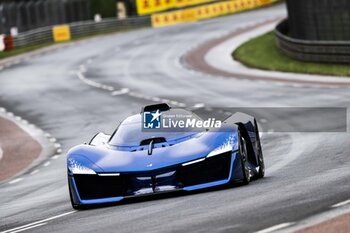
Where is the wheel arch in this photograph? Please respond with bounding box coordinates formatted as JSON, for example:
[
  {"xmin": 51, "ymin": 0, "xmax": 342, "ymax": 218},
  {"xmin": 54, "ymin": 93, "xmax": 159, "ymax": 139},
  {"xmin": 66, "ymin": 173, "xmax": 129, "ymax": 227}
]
[{"xmin": 225, "ymin": 112, "xmax": 259, "ymax": 167}]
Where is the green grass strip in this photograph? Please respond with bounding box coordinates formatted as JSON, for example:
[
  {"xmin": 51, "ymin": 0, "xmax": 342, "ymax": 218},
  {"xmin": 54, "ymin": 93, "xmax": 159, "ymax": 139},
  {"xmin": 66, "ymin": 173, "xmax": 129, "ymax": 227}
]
[{"xmin": 233, "ymin": 32, "xmax": 350, "ymax": 77}]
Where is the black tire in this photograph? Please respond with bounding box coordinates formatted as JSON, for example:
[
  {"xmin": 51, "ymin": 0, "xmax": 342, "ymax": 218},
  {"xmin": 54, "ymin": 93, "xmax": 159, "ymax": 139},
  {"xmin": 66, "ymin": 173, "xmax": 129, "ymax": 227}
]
[
  {"xmin": 255, "ymin": 123, "xmax": 265, "ymax": 178},
  {"xmin": 239, "ymin": 131, "xmax": 250, "ymax": 185}
]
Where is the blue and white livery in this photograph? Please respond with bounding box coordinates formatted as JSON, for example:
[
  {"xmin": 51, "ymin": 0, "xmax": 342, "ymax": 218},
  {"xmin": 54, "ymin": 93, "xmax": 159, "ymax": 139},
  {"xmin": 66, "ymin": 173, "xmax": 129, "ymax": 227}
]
[{"xmin": 67, "ymin": 103, "xmax": 265, "ymax": 209}]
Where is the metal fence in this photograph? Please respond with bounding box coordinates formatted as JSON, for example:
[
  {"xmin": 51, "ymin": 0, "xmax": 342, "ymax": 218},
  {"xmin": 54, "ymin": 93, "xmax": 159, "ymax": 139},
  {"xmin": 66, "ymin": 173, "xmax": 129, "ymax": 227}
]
[
  {"xmin": 13, "ymin": 16, "xmax": 150, "ymax": 48},
  {"xmin": 0, "ymin": 0, "xmax": 92, "ymax": 34},
  {"xmin": 275, "ymin": 20, "xmax": 350, "ymax": 63}
]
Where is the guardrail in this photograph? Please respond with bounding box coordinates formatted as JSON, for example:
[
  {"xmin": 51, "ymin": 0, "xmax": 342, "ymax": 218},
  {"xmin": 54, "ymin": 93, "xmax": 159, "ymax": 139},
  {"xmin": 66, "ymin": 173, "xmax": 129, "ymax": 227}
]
[
  {"xmin": 13, "ymin": 16, "xmax": 151, "ymax": 48},
  {"xmin": 275, "ymin": 20, "xmax": 350, "ymax": 63},
  {"xmin": 0, "ymin": 0, "xmax": 91, "ymax": 35},
  {"xmin": 6, "ymin": 0, "xmax": 277, "ymax": 50}
]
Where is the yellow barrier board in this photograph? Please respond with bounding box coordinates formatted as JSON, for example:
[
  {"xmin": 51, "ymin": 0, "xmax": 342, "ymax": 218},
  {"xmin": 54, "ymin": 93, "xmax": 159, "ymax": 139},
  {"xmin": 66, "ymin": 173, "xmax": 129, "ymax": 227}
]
[
  {"xmin": 137, "ymin": 0, "xmax": 214, "ymax": 15},
  {"xmin": 52, "ymin": 25, "xmax": 71, "ymax": 42},
  {"xmin": 151, "ymin": 11, "xmax": 184, "ymax": 27},
  {"xmin": 151, "ymin": 0, "xmax": 276, "ymax": 27}
]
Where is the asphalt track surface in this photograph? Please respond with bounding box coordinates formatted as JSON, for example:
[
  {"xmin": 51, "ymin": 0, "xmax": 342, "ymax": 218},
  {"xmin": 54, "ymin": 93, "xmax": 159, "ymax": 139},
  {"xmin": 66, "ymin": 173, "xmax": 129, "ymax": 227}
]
[{"xmin": 1, "ymin": 4, "xmax": 350, "ymax": 233}]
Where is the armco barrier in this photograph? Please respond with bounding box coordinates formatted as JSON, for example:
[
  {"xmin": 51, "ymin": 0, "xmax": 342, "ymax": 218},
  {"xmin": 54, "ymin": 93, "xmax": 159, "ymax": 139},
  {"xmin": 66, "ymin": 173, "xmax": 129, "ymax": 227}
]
[
  {"xmin": 13, "ymin": 16, "xmax": 151, "ymax": 48},
  {"xmin": 275, "ymin": 20, "xmax": 350, "ymax": 64},
  {"xmin": 9, "ymin": 0, "xmax": 276, "ymax": 49},
  {"xmin": 151, "ymin": 0, "xmax": 277, "ymax": 27}
]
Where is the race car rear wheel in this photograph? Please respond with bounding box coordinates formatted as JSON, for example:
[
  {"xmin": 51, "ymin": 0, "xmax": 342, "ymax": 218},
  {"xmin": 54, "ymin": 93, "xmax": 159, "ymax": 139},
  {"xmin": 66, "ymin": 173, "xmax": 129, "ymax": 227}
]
[
  {"xmin": 255, "ymin": 122, "xmax": 265, "ymax": 178},
  {"xmin": 239, "ymin": 132, "xmax": 250, "ymax": 185}
]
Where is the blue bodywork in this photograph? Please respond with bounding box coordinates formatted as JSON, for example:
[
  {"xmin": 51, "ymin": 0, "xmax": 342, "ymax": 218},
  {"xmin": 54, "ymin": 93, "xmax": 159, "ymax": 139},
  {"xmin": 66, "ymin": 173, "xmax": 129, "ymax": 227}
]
[{"xmin": 67, "ymin": 106, "xmax": 262, "ymax": 208}]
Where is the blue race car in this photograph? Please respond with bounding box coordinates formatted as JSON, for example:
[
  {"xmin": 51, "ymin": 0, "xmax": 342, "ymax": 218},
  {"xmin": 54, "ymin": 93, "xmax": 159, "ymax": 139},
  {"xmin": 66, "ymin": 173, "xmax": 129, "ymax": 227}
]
[{"xmin": 67, "ymin": 103, "xmax": 264, "ymax": 209}]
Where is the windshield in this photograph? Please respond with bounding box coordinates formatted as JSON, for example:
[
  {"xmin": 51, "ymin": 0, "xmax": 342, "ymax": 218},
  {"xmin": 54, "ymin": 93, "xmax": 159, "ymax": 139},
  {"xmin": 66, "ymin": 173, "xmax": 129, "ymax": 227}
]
[
  {"xmin": 109, "ymin": 108, "xmax": 203, "ymax": 146},
  {"xmin": 109, "ymin": 123, "xmax": 198, "ymax": 146}
]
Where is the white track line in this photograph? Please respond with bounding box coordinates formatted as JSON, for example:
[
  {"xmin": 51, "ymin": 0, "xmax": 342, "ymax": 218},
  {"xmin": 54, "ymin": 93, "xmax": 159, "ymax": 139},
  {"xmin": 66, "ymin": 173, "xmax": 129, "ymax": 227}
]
[
  {"xmin": 76, "ymin": 71, "xmax": 105, "ymax": 89},
  {"xmin": 77, "ymin": 63, "xmax": 186, "ymax": 108},
  {"xmin": 161, "ymin": 98, "xmax": 170, "ymax": 103},
  {"xmin": 10, "ymin": 222, "xmax": 47, "ymax": 233},
  {"xmin": 332, "ymin": 199, "xmax": 350, "ymax": 208},
  {"xmin": 267, "ymin": 129, "xmax": 274, "ymax": 134},
  {"xmin": 260, "ymin": 118, "xmax": 267, "ymax": 123},
  {"xmin": 0, "ymin": 211, "xmax": 76, "ymax": 233},
  {"xmin": 30, "ymin": 169, "xmax": 39, "ymax": 175},
  {"xmin": 151, "ymin": 97, "xmax": 161, "ymax": 102},
  {"xmin": 193, "ymin": 103, "xmax": 205, "ymax": 109},
  {"xmin": 0, "ymin": 107, "xmax": 59, "ymax": 184},
  {"xmin": 49, "ymin": 138, "xmax": 56, "ymax": 143},
  {"xmin": 77, "ymin": 67, "xmax": 131, "ymax": 97},
  {"xmin": 282, "ymin": 203, "xmax": 350, "ymax": 233},
  {"xmin": 43, "ymin": 161, "xmax": 50, "ymax": 167},
  {"xmin": 111, "ymin": 88, "xmax": 130, "ymax": 96},
  {"xmin": 8, "ymin": 178, "xmax": 23, "ymax": 184},
  {"xmin": 255, "ymin": 222, "xmax": 295, "ymax": 233},
  {"xmin": 51, "ymin": 155, "xmax": 59, "ymax": 160}
]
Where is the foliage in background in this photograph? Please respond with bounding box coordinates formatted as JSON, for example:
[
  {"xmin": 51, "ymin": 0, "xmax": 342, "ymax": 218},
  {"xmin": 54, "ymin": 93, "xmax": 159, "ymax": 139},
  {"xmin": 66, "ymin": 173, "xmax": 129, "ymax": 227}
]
[{"xmin": 91, "ymin": 0, "xmax": 117, "ymax": 18}]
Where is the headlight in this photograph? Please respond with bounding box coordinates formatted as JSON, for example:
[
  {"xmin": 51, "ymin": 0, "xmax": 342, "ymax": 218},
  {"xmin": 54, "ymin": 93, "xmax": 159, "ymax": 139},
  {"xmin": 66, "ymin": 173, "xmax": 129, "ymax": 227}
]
[
  {"xmin": 207, "ymin": 134, "xmax": 237, "ymax": 158},
  {"xmin": 68, "ymin": 158, "xmax": 96, "ymax": 175}
]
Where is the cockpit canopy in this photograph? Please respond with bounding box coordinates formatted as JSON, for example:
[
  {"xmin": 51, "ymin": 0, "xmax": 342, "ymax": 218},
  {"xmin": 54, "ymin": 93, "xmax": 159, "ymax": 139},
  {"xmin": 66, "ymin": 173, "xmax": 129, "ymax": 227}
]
[{"xmin": 108, "ymin": 107, "xmax": 203, "ymax": 147}]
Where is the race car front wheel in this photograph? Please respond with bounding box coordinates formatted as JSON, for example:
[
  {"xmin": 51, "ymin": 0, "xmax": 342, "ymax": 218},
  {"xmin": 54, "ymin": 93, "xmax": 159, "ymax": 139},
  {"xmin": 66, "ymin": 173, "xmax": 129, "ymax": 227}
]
[{"xmin": 239, "ymin": 132, "xmax": 250, "ymax": 185}]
